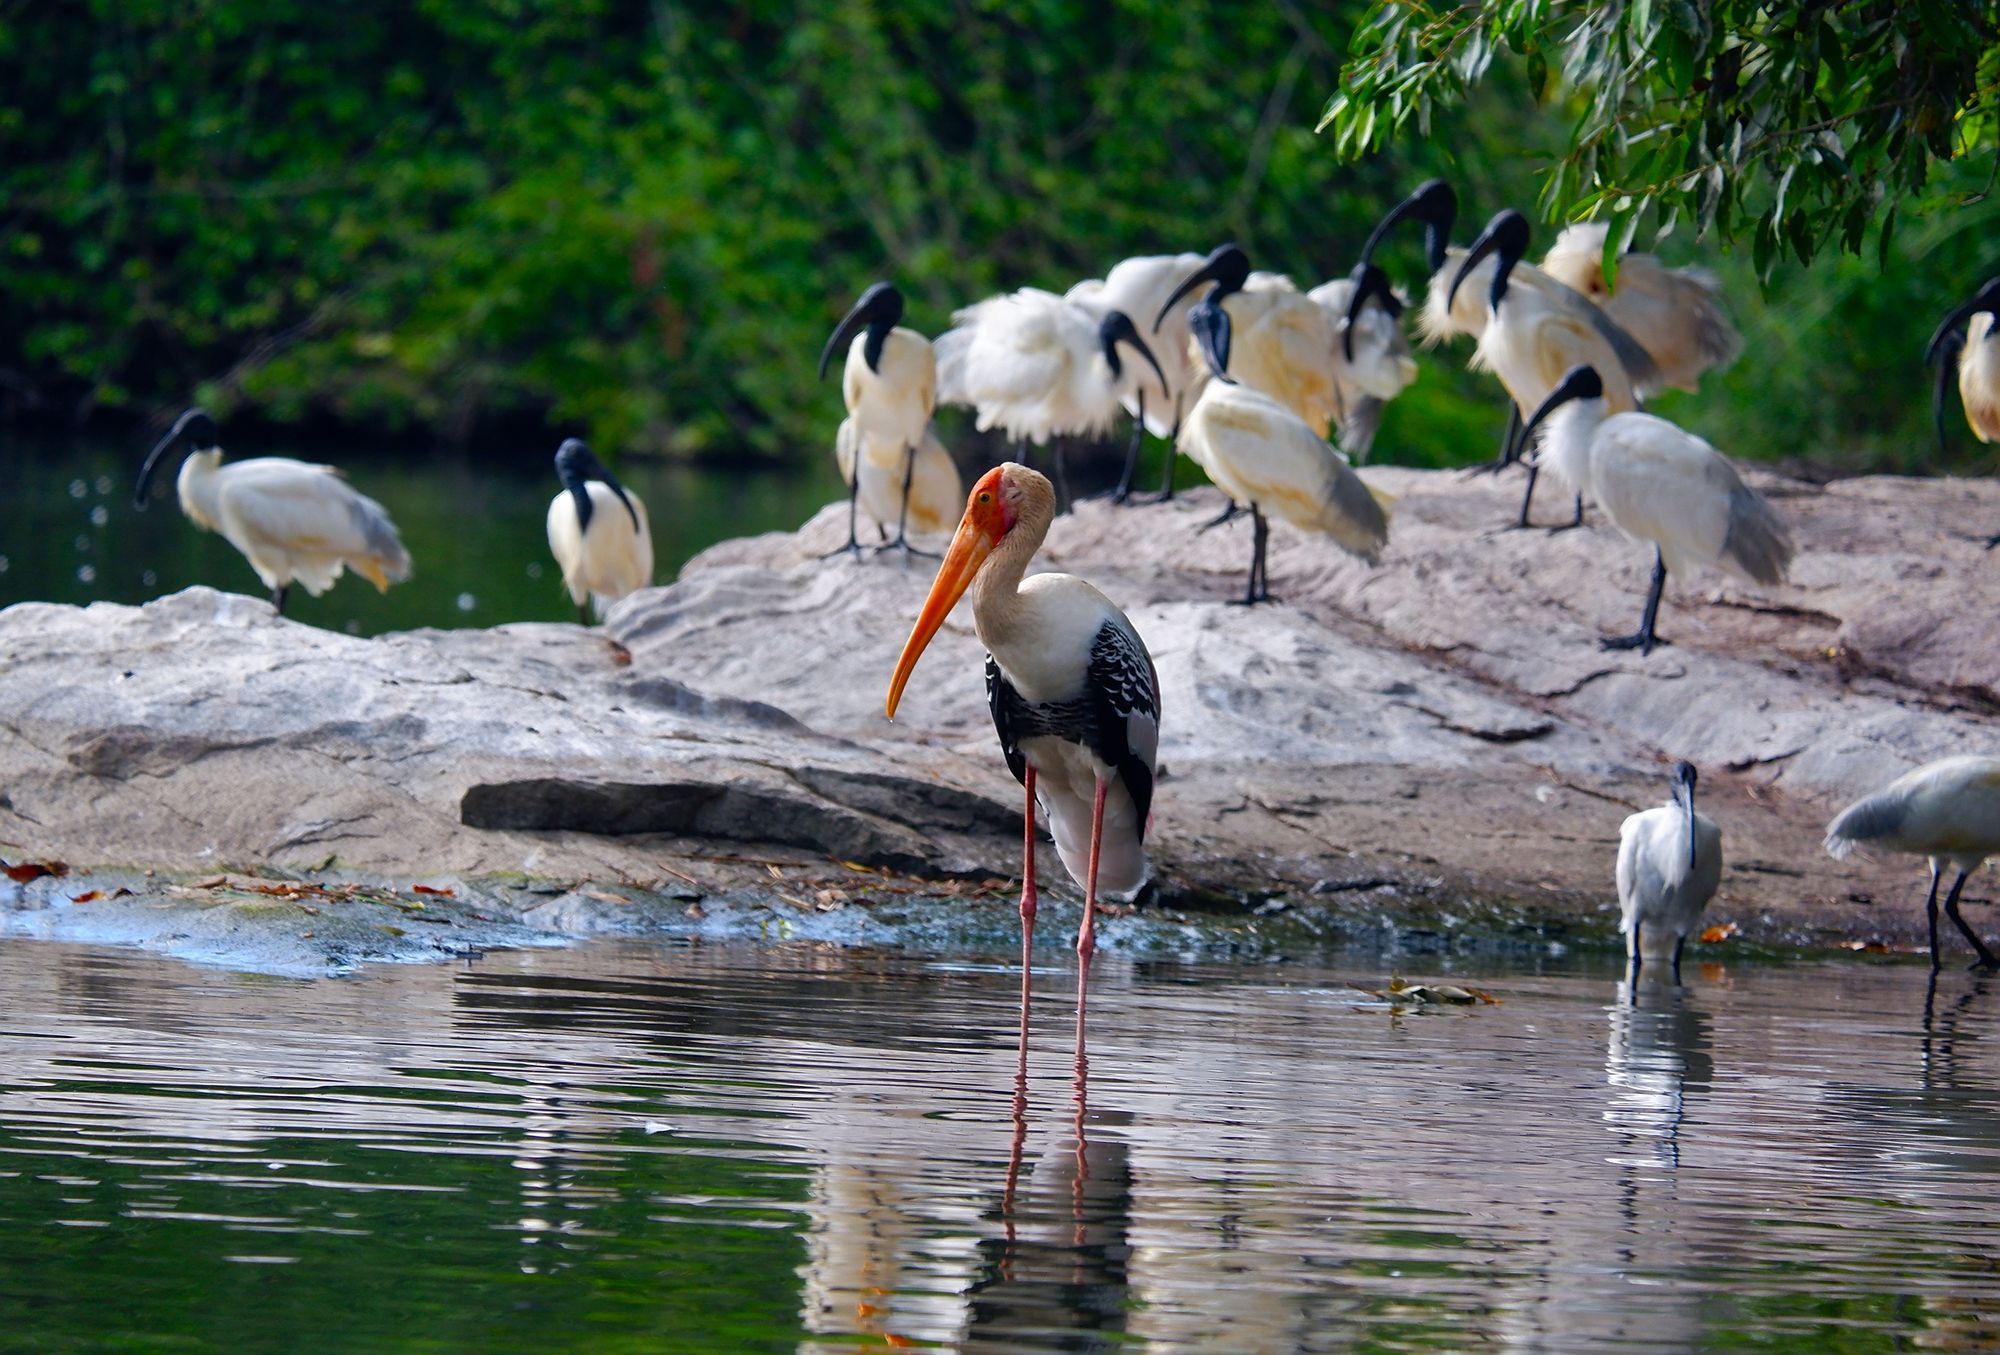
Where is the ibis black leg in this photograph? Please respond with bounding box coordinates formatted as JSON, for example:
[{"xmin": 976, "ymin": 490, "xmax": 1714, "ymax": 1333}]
[
  {"xmin": 271, "ymin": 584, "xmax": 289, "ymax": 615},
  {"xmin": 1197, "ymin": 501, "xmax": 1241, "ymax": 533},
  {"xmin": 821, "ymin": 464, "xmax": 863, "ymax": 560},
  {"xmin": 1229, "ymin": 506, "xmax": 1274, "ymax": 605},
  {"xmin": 1470, "ymin": 404, "xmax": 1522, "ymax": 477},
  {"xmin": 1941, "ymin": 868, "xmax": 1999, "ymax": 970},
  {"xmin": 1924, "ymin": 865, "xmax": 1945, "ymax": 974},
  {"xmin": 874, "ymin": 442, "xmax": 937, "ymax": 561},
  {"xmin": 1050, "ymin": 439, "xmax": 1072, "ymax": 515},
  {"xmin": 1514, "ymin": 460, "xmax": 1542, "ymax": 528},
  {"xmin": 1544, "ymin": 492, "xmax": 1586, "ymax": 535},
  {"xmin": 1112, "ymin": 392, "xmax": 1144, "ymax": 504},
  {"xmin": 576, "ymin": 600, "xmax": 591, "ymax": 626},
  {"xmin": 1627, "ymin": 923, "xmax": 1643, "ymax": 985},
  {"xmin": 1600, "ymin": 547, "xmax": 1669, "ymax": 654},
  {"xmin": 1986, "ymin": 532, "xmax": 2000, "ymax": 550},
  {"xmin": 1670, "ymin": 935, "xmax": 1685, "ymax": 984}
]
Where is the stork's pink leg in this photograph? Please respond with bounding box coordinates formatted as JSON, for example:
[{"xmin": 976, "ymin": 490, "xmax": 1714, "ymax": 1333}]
[
  {"xmin": 1078, "ymin": 775, "xmax": 1107, "ymax": 961},
  {"xmin": 1020, "ymin": 767, "xmax": 1039, "ymax": 946}
]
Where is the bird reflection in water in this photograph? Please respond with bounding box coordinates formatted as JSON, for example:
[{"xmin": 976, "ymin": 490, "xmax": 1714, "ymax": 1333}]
[{"xmin": 966, "ymin": 964, "xmax": 1134, "ymax": 1352}]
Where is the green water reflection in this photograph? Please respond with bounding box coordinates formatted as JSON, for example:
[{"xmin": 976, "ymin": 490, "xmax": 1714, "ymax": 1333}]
[{"xmin": 0, "ymin": 432, "xmax": 848, "ymax": 635}]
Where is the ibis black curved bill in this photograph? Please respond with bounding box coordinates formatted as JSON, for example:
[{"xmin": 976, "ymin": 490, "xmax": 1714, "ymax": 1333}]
[
  {"xmin": 1357, "ymin": 178, "xmax": 1456, "ymax": 277},
  {"xmin": 1153, "ymin": 243, "xmax": 1249, "ymax": 333},
  {"xmin": 817, "ymin": 281, "xmax": 904, "ymax": 381},
  {"xmin": 133, "ymin": 407, "xmax": 219, "ymax": 508},
  {"xmin": 1340, "ymin": 260, "xmax": 1405, "ymax": 364},
  {"xmin": 1517, "ymin": 364, "xmax": 1602, "ymax": 451},
  {"xmin": 555, "ymin": 437, "xmax": 641, "ymax": 535},
  {"xmin": 1097, "ymin": 310, "xmax": 1169, "ymax": 397},
  {"xmin": 1447, "ymin": 209, "xmax": 1530, "ymax": 317}
]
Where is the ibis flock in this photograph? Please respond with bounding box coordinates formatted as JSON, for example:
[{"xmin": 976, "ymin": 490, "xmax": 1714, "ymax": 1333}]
[{"xmin": 124, "ymin": 177, "xmax": 2000, "ymax": 1016}]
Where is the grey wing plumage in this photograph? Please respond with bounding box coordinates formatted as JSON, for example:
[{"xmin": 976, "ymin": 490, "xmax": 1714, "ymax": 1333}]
[
  {"xmin": 1547, "ymin": 271, "xmax": 1666, "ymax": 397},
  {"xmin": 347, "ymin": 489, "xmax": 412, "ymax": 580},
  {"xmin": 1721, "ymin": 481, "xmax": 1792, "ymax": 587},
  {"xmin": 1337, "ymin": 395, "xmax": 1385, "ymax": 463}
]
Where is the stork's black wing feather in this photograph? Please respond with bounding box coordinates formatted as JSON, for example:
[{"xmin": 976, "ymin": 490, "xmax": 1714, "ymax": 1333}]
[
  {"xmin": 986, "ymin": 655, "xmax": 1030, "ymax": 788},
  {"xmin": 1086, "ymin": 622, "xmax": 1161, "ymax": 836}
]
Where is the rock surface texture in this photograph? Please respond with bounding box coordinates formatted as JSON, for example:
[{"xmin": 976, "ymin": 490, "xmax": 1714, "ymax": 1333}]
[{"xmin": 2, "ymin": 467, "xmax": 1996, "ymax": 958}]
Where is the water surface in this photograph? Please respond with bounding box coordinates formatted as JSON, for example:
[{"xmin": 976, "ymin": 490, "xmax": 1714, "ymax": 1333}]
[{"xmin": 1, "ymin": 939, "xmax": 1996, "ymax": 1352}]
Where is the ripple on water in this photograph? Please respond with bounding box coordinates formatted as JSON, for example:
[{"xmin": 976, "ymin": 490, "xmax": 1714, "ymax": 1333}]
[{"xmin": 0, "ymin": 939, "xmax": 1997, "ymax": 1352}]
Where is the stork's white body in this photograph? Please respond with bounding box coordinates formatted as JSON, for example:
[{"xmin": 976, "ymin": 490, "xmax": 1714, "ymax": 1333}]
[
  {"xmin": 977, "ymin": 575, "xmax": 1155, "ymax": 896},
  {"xmin": 1071, "ymin": 253, "xmax": 1211, "ymax": 438},
  {"xmin": 546, "ymin": 481, "xmax": 654, "ymax": 616},
  {"xmin": 1177, "ymin": 379, "xmax": 1390, "ymax": 561},
  {"xmin": 1825, "ymin": 756, "xmax": 2000, "ymax": 873},
  {"xmin": 1617, "ymin": 801, "xmax": 1723, "ymax": 962},
  {"xmin": 1958, "ymin": 313, "xmax": 2000, "ymax": 443},
  {"xmin": 934, "ymin": 288, "xmax": 1156, "ymax": 444},
  {"xmin": 1540, "ymin": 224, "xmax": 1741, "ymax": 393},
  {"xmin": 1470, "ymin": 272, "xmax": 1658, "ymax": 501},
  {"xmin": 1545, "ymin": 402, "xmax": 1791, "ymax": 588},
  {"xmin": 174, "ymin": 450, "xmax": 411, "ymax": 599},
  {"xmin": 835, "ymin": 419, "xmax": 962, "ymax": 540},
  {"xmin": 841, "ymin": 326, "xmax": 937, "ymax": 455},
  {"xmin": 1304, "ymin": 274, "xmax": 1420, "ymax": 460}
]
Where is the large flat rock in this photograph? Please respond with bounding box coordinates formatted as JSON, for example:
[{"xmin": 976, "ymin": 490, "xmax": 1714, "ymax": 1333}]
[{"xmin": 3, "ymin": 466, "xmax": 1996, "ymax": 960}]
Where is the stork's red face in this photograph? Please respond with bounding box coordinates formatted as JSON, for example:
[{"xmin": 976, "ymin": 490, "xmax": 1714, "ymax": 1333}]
[{"xmin": 884, "ymin": 466, "xmax": 1022, "ymax": 720}]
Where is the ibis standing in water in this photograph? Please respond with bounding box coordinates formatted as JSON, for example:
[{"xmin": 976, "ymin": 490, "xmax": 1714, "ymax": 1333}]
[
  {"xmin": 1450, "ymin": 211, "xmax": 1662, "ymax": 527},
  {"xmin": 1825, "ymin": 755, "xmax": 2000, "ymax": 972},
  {"xmin": 1539, "ymin": 223, "xmax": 1742, "ymax": 393},
  {"xmin": 1617, "ymin": 761, "xmax": 1723, "ymax": 982},
  {"xmin": 885, "ymin": 463, "xmax": 1160, "ymax": 1000},
  {"xmin": 545, "ymin": 438, "xmax": 653, "ymax": 624},
  {"xmin": 933, "ymin": 289, "xmax": 1168, "ymax": 510},
  {"xmin": 1517, "ymin": 365, "xmax": 1791, "ymax": 654},
  {"xmin": 1170, "ymin": 271, "xmax": 1390, "ymax": 604},
  {"xmin": 1924, "ymin": 279, "xmax": 2000, "ymax": 547},
  {"xmin": 132, "ymin": 407, "xmax": 411, "ymax": 614},
  {"xmin": 819, "ymin": 282, "xmax": 937, "ymax": 558}
]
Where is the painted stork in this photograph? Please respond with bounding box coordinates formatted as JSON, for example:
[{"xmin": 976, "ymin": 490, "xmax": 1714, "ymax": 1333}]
[
  {"xmin": 933, "ymin": 289, "xmax": 1167, "ymax": 511},
  {"xmin": 1305, "ymin": 263, "xmax": 1420, "ymax": 462},
  {"xmin": 132, "ymin": 407, "xmax": 411, "ymax": 615},
  {"xmin": 1450, "ymin": 210, "xmax": 1662, "ymax": 527},
  {"xmin": 545, "ymin": 438, "xmax": 653, "ymax": 624},
  {"xmin": 1617, "ymin": 761, "xmax": 1722, "ymax": 982},
  {"xmin": 1539, "ymin": 223, "xmax": 1742, "ymax": 393},
  {"xmin": 1518, "ymin": 365, "xmax": 1792, "ymax": 654},
  {"xmin": 885, "ymin": 463, "xmax": 1160, "ymax": 992},
  {"xmin": 1825, "ymin": 755, "xmax": 2000, "ymax": 972},
  {"xmin": 1065, "ymin": 252, "xmax": 1211, "ymax": 501},
  {"xmin": 833, "ymin": 418, "xmax": 963, "ymax": 549},
  {"xmin": 818, "ymin": 282, "xmax": 937, "ymax": 558},
  {"xmin": 1924, "ymin": 280, "xmax": 2000, "ymax": 546},
  {"xmin": 1153, "ymin": 245, "xmax": 1345, "ymax": 438},
  {"xmin": 1173, "ymin": 284, "xmax": 1390, "ymax": 603}
]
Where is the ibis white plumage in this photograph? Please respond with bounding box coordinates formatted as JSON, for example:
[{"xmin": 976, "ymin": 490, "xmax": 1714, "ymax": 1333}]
[
  {"xmin": 1825, "ymin": 755, "xmax": 2000, "ymax": 971},
  {"xmin": 1539, "ymin": 223, "xmax": 1742, "ymax": 393},
  {"xmin": 1617, "ymin": 761, "xmax": 1723, "ymax": 981},
  {"xmin": 885, "ymin": 463, "xmax": 1161, "ymax": 985},
  {"xmin": 819, "ymin": 282, "xmax": 937, "ymax": 557},
  {"xmin": 1518, "ymin": 365, "xmax": 1792, "ymax": 654},
  {"xmin": 545, "ymin": 438, "xmax": 653, "ymax": 624},
  {"xmin": 1924, "ymin": 279, "xmax": 2000, "ymax": 547},
  {"xmin": 132, "ymin": 407, "xmax": 412, "ymax": 615},
  {"xmin": 1170, "ymin": 272, "xmax": 1390, "ymax": 603},
  {"xmin": 1066, "ymin": 252, "xmax": 1211, "ymax": 500},
  {"xmin": 1449, "ymin": 210, "xmax": 1663, "ymax": 527},
  {"xmin": 1305, "ymin": 263, "xmax": 1420, "ymax": 462},
  {"xmin": 933, "ymin": 288, "xmax": 1168, "ymax": 509},
  {"xmin": 833, "ymin": 418, "xmax": 963, "ymax": 546}
]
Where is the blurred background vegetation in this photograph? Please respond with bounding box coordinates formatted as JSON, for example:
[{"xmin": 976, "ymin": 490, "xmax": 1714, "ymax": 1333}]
[{"xmin": 5, "ymin": 0, "xmax": 1996, "ymax": 477}]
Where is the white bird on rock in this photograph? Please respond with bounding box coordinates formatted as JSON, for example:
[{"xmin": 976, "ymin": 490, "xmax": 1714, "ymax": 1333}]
[
  {"xmin": 1155, "ymin": 245, "xmax": 1345, "ymax": 439},
  {"xmin": 885, "ymin": 463, "xmax": 1160, "ymax": 991},
  {"xmin": 819, "ymin": 282, "xmax": 937, "ymax": 558},
  {"xmin": 834, "ymin": 418, "xmax": 963, "ymax": 546},
  {"xmin": 1306, "ymin": 263, "xmax": 1420, "ymax": 462},
  {"xmin": 1172, "ymin": 281, "xmax": 1390, "ymax": 604},
  {"xmin": 934, "ymin": 288, "xmax": 1168, "ymax": 511},
  {"xmin": 1617, "ymin": 761, "xmax": 1722, "ymax": 981},
  {"xmin": 1066, "ymin": 252, "xmax": 1211, "ymax": 501},
  {"xmin": 546, "ymin": 438, "xmax": 653, "ymax": 624},
  {"xmin": 1924, "ymin": 279, "xmax": 2000, "ymax": 547},
  {"xmin": 1517, "ymin": 365, "xmax": 1792, "ymax": 655},
  {"xmin": 1539, "ymin": 223, "xmax": 1742, "ymax": 394},
  {"xmin": 1450, "ymin": 210, "xmax": 1663, "ymax": 527},
  {"xmin": 1825, "ymin": 755, "xmax": 2000, "ymax": 972},
  {"xmin": 132, "ymin": 407, "xmax": 411, "ymax": 614}
]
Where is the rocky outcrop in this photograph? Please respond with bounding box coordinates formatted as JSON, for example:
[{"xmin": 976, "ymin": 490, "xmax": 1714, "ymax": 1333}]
[{"xmin": 2, "ymin": 466, "xmax": 1996, "ymax": 962}]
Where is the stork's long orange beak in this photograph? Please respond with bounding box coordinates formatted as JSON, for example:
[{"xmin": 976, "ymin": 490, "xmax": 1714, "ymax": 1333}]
[{"xmin": 884, "ymin": 509, "xmax": 994, "ymax": 721}]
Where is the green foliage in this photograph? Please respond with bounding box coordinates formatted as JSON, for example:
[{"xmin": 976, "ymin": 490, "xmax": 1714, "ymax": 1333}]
[
  {"xmin": 2, "ymin": 0, "xmax": 1396, "ymax": 461},
  {"xmin": 1322, "ymin": 1, "xmax": 2000, "ymax": 279}
]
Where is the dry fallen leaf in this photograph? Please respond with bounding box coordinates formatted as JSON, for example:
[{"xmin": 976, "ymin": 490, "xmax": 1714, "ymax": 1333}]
[
  {"xmin": 2, "ymin": 859, "xmax": 69, "ymax": 883},
  {"xmin": 68, "ymin": 890, "xmax": 103, "ymax": 903},
  {"xmin": 412, "ymin": 884, "xmax": 453, "ymax": 897},
  {"xmin": 684, "ymin": 902, "xmax": 707, "ymax": 920},
  {"xmin": 581, "ymin": 889, "xmax": 629, "ymax": 905},
  {"xmin": 1699, "ymin": 921, "xmax": 1740, "ymax": 944},
  {"xmin": 190, "ymin": 875, "xmax": 229, "ymax": 889}
]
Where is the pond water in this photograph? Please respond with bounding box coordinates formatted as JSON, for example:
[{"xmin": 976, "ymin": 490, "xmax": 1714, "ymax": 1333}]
[
  {"xmin": 2, "ymin": 936, "xmax": 1996, "ymax": 1352},
  {"xmin": 0, "ymin": 431, "xmax": 849, "ymax": 635}
]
